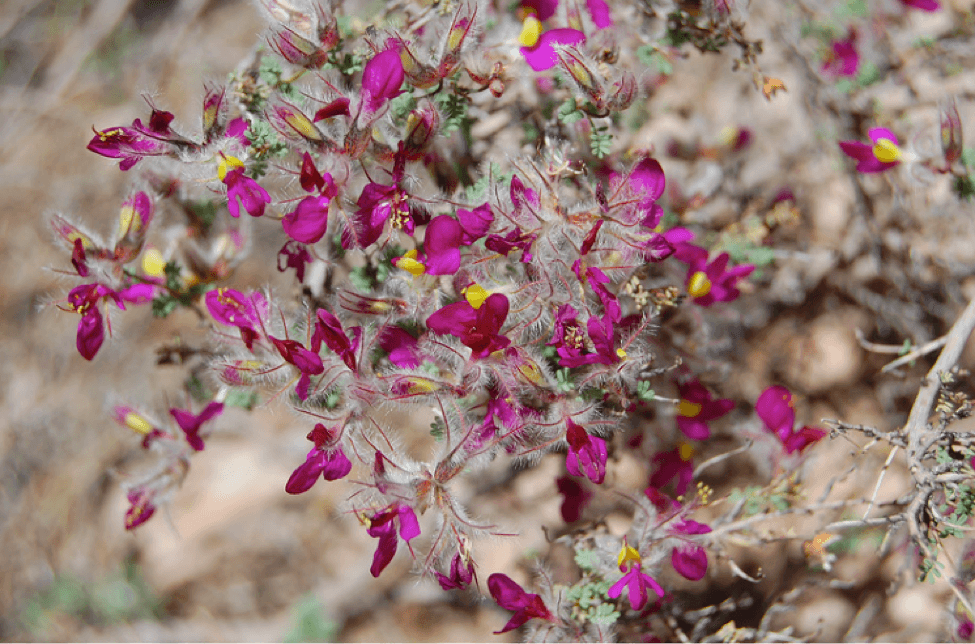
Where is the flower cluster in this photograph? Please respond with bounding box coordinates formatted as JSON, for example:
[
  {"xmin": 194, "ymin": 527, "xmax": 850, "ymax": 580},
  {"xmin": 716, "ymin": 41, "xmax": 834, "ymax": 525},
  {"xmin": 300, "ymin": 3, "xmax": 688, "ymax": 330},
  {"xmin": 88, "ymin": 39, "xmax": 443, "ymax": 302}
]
[{"xmin": 45, "ymin": 0, "xmax": 909, "ymax": 639}]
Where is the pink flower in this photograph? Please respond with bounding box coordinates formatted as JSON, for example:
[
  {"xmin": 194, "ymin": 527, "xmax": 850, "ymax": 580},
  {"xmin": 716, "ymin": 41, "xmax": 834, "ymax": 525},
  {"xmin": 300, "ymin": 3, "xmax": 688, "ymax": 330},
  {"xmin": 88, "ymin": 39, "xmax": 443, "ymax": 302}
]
[
  {"xmin": 520, "ymin": 28, "xmax": 586, "ymax": 72},
  {"xmin": 426, "ymin": 293, "xmax": 510, "ymax": 359},
  {"xmin": 361, "ymin": 49, "xmax": 405, "ymax": 114},
  {"xmin": 649, "ymin": 443, "xmax": 695, "ymax": 496},
  {"xmin": 900, "ymin": 0, "xmax": 940, "ymax": 10},
  {"xmin": 674, "ymin": 245, "xmax": 754, "ymax": 307},
  {"xmin": 457, "ymin": 203, "xmax": 494, "ymax": 245},
  {"xmin": 556, "ymin": 475, "xmax": 592, "ymax": 522},
  {"xmin": 821, "ymin": 28, "xmax": 860, "ymax": 78},
  {"xmin": 270, "ymin": 336, "xmax": 324, "ymax": 401},
  {"xmin": 670, "ymin": 520, "xmax": 712, "ymax": 581},
  {"xmin": 671, "ymin": 544, "xmax": 708, "ymax": 581},
  {"xmin": 393, "ymin": 215, "xmax": 463, "ymax": 276},
  {"xmin": 755, "ymin": 386, "xmax": 826, "ymax": 454},
  {"xmin": 170, "ymin": 401, "xmax": 224, "ymax": 452},
  {"xmin": 224, "ymin": 168, "xmax": 271, "ymax": 218},
  {"xmin": 277, "ymin": 240, "xmax": 313, "ymax": 283},
  {"xmin": 485, "ymin": 228, "xmax": 536, "ymax": 263},
  {"xmin": 676, "ymin": 380, "xmax": 733, "ymax": 440},
  {"xmin": 378, "ymin": 326, "xmax": 422, "ymax": 368},
  {"xmin": 286, "ymin": 423, "xmax": 353, "ymax": 493},
  {"xmin": 282, "ymin": 153, "xmax": 337, "ymax": 243},
  {"xmin": 124, "ymin": 489, "xmax": 156, "ymax": 530},
  {"xmin": 87, "ymin": 125, "xmax": 168, "ymax": 170},
  {"xmin": 312, "ymin": 308, "xmax": 361, "ymax": 372},
  {"xmin": 608, "ymin": 544, "xmax": 666, "ymax": 611},
  {"xmin": 565, "ymin": 418, "xmax": 608, "ymax": 484},
  {"xmin": 345, "ymin": 146, "xmax": 411, "ymax": 248},
  {"xmin": 366, "ymin": 503, "xmax": 420, "ymax": 577},
  {"xmin": 205, "ymin": 288, "xmax": 268, "ymax": 350},
  {"xmin": 839, "ymin": 127, "xmax": 902, "ymax": 173},
  {"xmin": 487, "ymin": 573, "xmax": 556, "ymax": 634},
  {"xmin": 435, "ymin": 551, "xmax": 475, "ymax": 591}
]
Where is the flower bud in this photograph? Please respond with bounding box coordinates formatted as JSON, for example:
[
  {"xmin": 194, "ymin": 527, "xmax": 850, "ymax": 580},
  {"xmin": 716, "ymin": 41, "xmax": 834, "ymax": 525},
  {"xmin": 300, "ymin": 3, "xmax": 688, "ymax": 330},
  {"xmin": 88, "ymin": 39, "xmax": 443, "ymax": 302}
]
[
  {"xmin": 270, "ymin": 101, "xmax": 324, "ymax": 144},
  {"xmin": 403, "ymin": 103, "xmax": 440, "ymax": 159},
  {"xmin": 270, "ymin": 27, "xmax": 328, "ymax": 68},
  {"xmin": 557, "ymin": 48, "xmax": 603, "ymax": 104},
  {"xmin": 114, "ymin": 192, "xmax": 154, "ymax": 263},
  {"xmin": 202, "ymin": 84, "xmax": 227, "ymax": 143},
  {"xmin": 941, "ymin": 98, "xmax": 963, "ymax": 167},
  {"xmin": 607, "ymin": 71, "xmax": 636, "ymax": 111}
]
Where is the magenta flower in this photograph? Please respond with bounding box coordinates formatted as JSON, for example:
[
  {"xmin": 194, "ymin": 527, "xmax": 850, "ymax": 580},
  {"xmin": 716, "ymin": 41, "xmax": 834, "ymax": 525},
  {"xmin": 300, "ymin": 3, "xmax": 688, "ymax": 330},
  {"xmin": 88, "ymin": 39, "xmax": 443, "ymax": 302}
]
[
  {"xmin": 435, "ymin": 551, "xmax": 475, "ymax": 591},
  {"xmin": 361, "ymin": 49, "xmax": 405, "ymax": 114},
  {"xmin": 378, "ymin": 326, "xmax": 422, "ymax": 368},
  {"xmin": 270, "ymin": 336, "xmax": 325, "ymax": 401},
  {"xmin": 565, "ymin": 418, "xmax": 608, "ymax": 484},
  {"xmin": 556, "ymin": 475, "xmax": 592, "ymax": 522},
  {"xmin": 313, "ymin": 97, "xmax": 352, "ymax": 122},
  {"xmin": 312, "ymin": 308, "xmax": 361, "ymax": 372},
  {"xmin": 676, "ymin": 380, "xmax": 733, "ymax": 440},
  {"xmin": 426, "ymin": 293, "xmax": 510, "ymax": 359},
  {"xmin": 671, "ymin": 544, "xmax": 708, "ymax": 581},
  {"xmin": 87, "ymin": 125, "xmax": 168, "ymax": 170},
  {"xmin": 366, "ymin": 503, "xmax": 420, "ymax": 577},
  {"xmin": 670, "ymin": 520, "xmax": 712, "ymax": 581},
  {"xmin": 205, "ymin": 288, "xmax": 268, "ymax": 350},
  {"xmin": 485, "ymin": 228, "xmax": 537, "ymax": 263},
  {"xmin": 608, "ymin": 545, "xmax": 666, "ymax": 611},
  {"xmin": 224, "ymin": 168, "xmax": 271, "ymax": 218},
  {"xmin": 170, "ymin": 401, "xmax": 224, "ymax": 452},
  {"xmin": 585, "ymin": 0, "xmax": 613, "ymax": 28},
  {"xmin": 755, "ymin": 385, "xmax": 827, "ymax": 454},
  {"xmin": 394, "ymin": 215, "xmax": 463, "ymax": 276},
  {"xmin": 649, "ymin": 443, "xmax": 695, "ymax": 496},
  {"xmin": 900, "ymin": 0, "xmax": 939, "ymax": 10},
  {"xmin": 487, "ymin": 573, "xmax": 556, "ymax": 634},
  {"xmin": 457, "ymin": 203, "xmax": 494, "ymax": 245},
  {"xmin": 76, "ymin": 306, "xmax": 105, "ymax": 361},
  {"xmin": 821, "ymin": 28, "xmax": 860, "ymax": 78},
  {"xmin": 521, "ymin": 28, "xmax": 586, "ymax": 72},
  {"xmin": 549, "ymin": 308, "xmax": 622, "ymax": 368},
  {"xmin": 521, "ymin": 0, "xmax": 558, "ymax": 20},
  {"xmin": 839, "ymin": 127, "xmax": 903, "ymax": 173},
  {"xmin": 286, "ymin": 423, "xmax": 353, "ymax": 494},
  {"xmin": 675, "ymin": 245, "xmax": 754, "ymax": 307},
  {"xmin": 282, "ymin": 153, "xmax": 337, "ymax": 243},
  {"xmin": 64, "ymin": 282, "xmax": 156, "ymax": 360},
  {"xmin": 623, "ymin": 156, "xmax": 666, "ymax": 228},
  {"xmin": 277, "ymin": 240, "xmax": 313, "ymax": 283},
  {"xmin": 124, "ymin": 489, "xmax": 156, "ymax": 530},
  {"xmin": 345, "ymin": 147, "xmax": 412, "ymax": 248}
]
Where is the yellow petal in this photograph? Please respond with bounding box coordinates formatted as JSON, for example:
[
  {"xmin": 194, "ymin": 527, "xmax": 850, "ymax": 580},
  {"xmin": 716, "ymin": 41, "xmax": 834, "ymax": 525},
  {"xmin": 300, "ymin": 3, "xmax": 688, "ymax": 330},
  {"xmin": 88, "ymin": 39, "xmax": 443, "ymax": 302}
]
[
  {"xmin": 872, "ymin": 138, "xmax": 900, "ymax": 164},
  {"xmin": 518, "ymin": 16, "xmax": 542, "ymax": 48},
  {"xmin": 463, "ymin": 284, "xmax": 489, "ymax": 309},
  {"xmin": 688, "ymin": 271, "xmax": 712, "ymax": 298}
]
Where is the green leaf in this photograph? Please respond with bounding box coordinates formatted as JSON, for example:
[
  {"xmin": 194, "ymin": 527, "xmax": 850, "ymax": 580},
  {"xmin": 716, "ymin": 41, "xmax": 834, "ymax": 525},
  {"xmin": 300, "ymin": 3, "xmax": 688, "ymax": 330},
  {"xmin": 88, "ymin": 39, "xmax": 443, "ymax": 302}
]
[
  {"xmin": 558, "ymin": 98, "xmax": 585, "ymax": 125},
  {"xmin": 225, "ymin": 388, "xmax": 259, "ymax": 410},
  {"xmin": 284, "ymin": 594, "xmax": 337, "ymax": 643},
  {"xmin": 590, "ymin": 128, "xmax": 612, "ymax": 158},
  {"xmin": 574, "ymin": 548, "xmax": 600, "ymax": 571},
  {"xmin": 151, "ymin": 296, "xmax": 178, "ymax": 318}
]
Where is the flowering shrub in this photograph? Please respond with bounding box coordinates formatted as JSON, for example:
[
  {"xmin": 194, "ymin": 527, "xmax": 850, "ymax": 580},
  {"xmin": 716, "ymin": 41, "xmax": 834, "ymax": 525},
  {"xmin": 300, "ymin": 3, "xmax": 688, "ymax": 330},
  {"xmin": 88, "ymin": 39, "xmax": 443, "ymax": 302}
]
[{"xmin": 44, "ymin": 0, "xmax": 975, "ymax": 640}]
